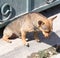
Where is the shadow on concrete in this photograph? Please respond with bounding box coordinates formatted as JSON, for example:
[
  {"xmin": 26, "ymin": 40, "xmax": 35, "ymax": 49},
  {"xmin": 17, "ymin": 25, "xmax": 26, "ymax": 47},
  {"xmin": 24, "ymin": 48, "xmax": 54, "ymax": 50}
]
[
  {"xmin": 39, "ymin": 31, "xmax": 60, "ymax": 46},
  {"xmin": 26, "ymin": 31, "xmax": 60, "ymax": 46}
]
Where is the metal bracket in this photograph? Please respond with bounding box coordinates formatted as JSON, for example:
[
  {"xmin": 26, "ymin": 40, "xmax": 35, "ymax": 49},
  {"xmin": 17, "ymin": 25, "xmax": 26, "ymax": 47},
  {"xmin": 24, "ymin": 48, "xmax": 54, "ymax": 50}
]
[{"xmin": 1, "ymin": 3, "xmax": 12, "ymax": 21}]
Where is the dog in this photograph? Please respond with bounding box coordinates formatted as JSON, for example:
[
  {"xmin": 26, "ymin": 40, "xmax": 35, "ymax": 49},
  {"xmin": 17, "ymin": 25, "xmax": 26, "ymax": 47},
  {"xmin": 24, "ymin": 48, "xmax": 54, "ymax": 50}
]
[{"xmin": 2, "ymin": 12, "xmax": 57, "ymax": 47}]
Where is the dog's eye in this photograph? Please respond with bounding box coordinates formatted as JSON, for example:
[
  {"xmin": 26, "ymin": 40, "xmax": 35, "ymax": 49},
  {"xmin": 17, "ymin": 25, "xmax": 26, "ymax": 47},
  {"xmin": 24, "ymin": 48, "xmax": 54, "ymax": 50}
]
[{"xmin": 42, "ymin": 22, "xmax": 45, "ymax": 25}]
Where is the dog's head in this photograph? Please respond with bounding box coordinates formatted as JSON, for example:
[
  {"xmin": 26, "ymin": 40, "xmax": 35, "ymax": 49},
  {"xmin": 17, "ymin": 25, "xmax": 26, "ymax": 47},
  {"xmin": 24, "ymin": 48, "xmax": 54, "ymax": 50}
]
[{"xmin": 38, "ymin": 16, "xmax": 57, "ymax": 38}]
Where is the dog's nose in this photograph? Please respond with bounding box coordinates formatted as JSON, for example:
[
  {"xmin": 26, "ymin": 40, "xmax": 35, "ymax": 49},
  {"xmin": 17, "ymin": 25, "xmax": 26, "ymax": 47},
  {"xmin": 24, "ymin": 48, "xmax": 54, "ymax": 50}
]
[
  {"xmin": 45, "ymin": 35, "xmax": 49, "ymax": 38},
  {"xmin": 44, "ymin": 34, "xmax": 49, "ymax": 38}
]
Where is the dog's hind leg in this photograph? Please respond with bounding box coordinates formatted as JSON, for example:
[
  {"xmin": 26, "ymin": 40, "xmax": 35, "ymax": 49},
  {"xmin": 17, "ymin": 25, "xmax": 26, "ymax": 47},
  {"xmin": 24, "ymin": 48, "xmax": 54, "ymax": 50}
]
[
  {"xmin": 2, "ymin": 35, "xmax": 12, "ymax": 43},
  {"xmin": 2, "ymin": 28, "xmax": 13, "ymax": 43}
]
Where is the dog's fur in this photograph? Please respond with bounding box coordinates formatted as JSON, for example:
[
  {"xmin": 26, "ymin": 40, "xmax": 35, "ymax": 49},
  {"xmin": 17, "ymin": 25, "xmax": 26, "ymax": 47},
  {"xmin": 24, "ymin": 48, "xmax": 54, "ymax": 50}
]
[{"xmin": 2, "ymin": 12, "xmax": 57, "ymax": 47}]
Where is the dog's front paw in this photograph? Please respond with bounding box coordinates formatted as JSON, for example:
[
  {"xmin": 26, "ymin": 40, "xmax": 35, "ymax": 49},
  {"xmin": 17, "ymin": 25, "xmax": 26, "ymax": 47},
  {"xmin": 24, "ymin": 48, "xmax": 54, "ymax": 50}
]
[
  {"xmin": 25, "ymin": 42, "xmax": 30, "ymax": 47},
  {"xmin": 36, "ymin": 40, "xmax": 40, "ymax": 42},
  {"xmin": 35, "ymin": 39, "xmax": 40, "ymax": 43},
  {"xmin": 8, "ymin": 41, "xmax": 12, "ymax": 43}
]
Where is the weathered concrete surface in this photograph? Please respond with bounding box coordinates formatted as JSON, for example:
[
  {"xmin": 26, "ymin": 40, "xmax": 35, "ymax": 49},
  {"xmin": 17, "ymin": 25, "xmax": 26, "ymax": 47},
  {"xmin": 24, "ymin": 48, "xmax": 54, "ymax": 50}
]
[
  {"xmin": 0, "ymin": 5, "xmax": 60, "ymax": 58},
  {"xmin": 50, "ymin": 54, "xmax": 60, "ymax": 58}
]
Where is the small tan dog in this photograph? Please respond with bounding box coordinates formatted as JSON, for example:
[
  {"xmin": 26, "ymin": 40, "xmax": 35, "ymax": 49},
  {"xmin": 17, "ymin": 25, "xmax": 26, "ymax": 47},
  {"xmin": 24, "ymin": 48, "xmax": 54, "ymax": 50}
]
[{"xmin": 2, "ymin": 12, "xmax": 57, "ymax": 47}]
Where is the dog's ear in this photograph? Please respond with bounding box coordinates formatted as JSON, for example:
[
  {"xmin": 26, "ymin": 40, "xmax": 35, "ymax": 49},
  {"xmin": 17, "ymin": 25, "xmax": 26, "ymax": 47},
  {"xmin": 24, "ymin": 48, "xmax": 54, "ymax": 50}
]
[
  {"xmin": 51, "ymin": 16, "xmax": 57, "ymax": 21},
  {"xmin": 38, "ymin": 21, "xmax": 44, "ymax": 26}
]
